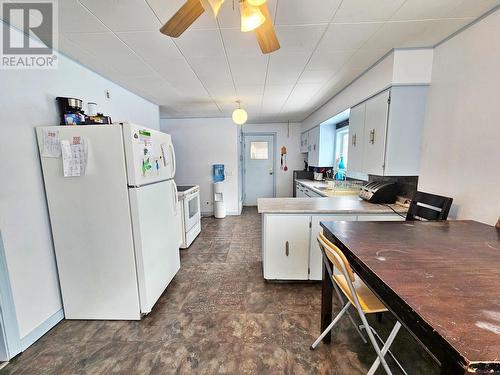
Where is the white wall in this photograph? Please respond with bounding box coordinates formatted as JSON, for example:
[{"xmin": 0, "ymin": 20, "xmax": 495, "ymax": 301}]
[
  {"xmin": 302, "ymin": 49, "xmax": 434, "ymax": 132},
  {"xmin": 418, "ymin": 9, "xmax": 500, "ymax": 225},
  {"xmin": 160, "ymin": 118, "xmax": 240, "ymax": 215},
  {"xmin": 243, "ymin": 123, "xmax": 305, "ymax": 198},
  {"xmin": 0, "ymin": 26, "xmax": 159, "ymax": 343}
]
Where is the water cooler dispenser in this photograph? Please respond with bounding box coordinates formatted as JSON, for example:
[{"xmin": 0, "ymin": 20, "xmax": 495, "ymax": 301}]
[{"xmin": 213, "ymin": 164, "xmax": 226, "ymax": 219}]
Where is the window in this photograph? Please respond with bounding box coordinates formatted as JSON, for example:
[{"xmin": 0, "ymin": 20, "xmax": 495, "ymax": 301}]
[
  {"xmin": 335, "ymin": 127, "xmax": 349, "ymax": 168},
  {"xmin": 250, "ymin": 141, "xmax": 269, "ymax": 159}
]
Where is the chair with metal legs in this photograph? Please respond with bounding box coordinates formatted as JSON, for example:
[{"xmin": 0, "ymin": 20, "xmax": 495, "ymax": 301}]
[{"xmin": 310, "ymin": 232, "xmax": 406, "ymax": 375}]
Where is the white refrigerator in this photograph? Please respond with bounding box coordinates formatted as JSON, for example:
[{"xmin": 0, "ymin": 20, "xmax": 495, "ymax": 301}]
[{"xmin": 36, "ymin": 123, "xmax": 180, "ymax": 320}]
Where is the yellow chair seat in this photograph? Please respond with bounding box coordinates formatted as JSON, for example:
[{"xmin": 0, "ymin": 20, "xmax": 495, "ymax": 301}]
[{"xmin": 333, "ymin": 274, "xmax": 387, "ymax": 314}]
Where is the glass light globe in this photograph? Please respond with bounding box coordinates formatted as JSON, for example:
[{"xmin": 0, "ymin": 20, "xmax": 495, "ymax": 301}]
[
  {"xmin": 247, "ymin": 0, "xmax": 266, "ymax": 6},
  {"xmin": 240, "ymin": 1, "xmax": 265, "ymax": 32},
  {"xmin": 232, "ymin": 108, "xmax": 248, "ymax": 125}
]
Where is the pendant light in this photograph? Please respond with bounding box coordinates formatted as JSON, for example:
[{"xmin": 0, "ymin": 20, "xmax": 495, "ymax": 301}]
[
  {"xmin": 232, "ymin": 101, "xmax": 248, "ymax": 125},
  {"xmin": 240, "ymin": 0, "xmax": 265, "ymax": 32},
  {"xmin": 247, "ymin": 0, "xmax": 266, "ymax": 6}
]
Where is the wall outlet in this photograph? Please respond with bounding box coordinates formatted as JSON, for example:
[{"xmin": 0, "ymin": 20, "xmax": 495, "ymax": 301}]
[{"xmin": 105, "ymin": 90, "xmax": 111, "ymax": 99}]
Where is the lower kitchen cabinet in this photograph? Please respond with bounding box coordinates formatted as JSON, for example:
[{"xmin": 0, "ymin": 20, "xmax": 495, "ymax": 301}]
[
  {"xmin": 262, "ymin": 213, "xmax": 406, "ymax": 281},
  {"xmin": 309, "ymin": 215, "xmax": 355, "ymax": 280},
  {"xmin": 263, "ymin": 215, "xmax": 311, "ymax": 280}
]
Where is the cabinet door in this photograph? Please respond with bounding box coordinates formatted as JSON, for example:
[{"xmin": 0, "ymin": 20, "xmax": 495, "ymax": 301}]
[
  {"xmin": 309, "ymin": 215, "xmax": 356, "ymax": 280},
  {"xmin": 264, "ymin": 215, "xmax": 311, "ymax": 280},
  {"xmin": 363, "ymin": 90, "xmax": 389, "ymax": 175},
  {"xmin": 347, "ymin": 103, "xmax": 365, "ymax": 173},
  {"xmin": 307, "ymin": 127, "xmax": 320, "ymax": 166}
]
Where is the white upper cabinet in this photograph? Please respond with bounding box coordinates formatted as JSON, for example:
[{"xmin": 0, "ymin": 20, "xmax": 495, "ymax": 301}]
[
  {"xmin": 307, "ymin": 123, "xmax": 335, "ymax": 167},
  {"xmin": 363, "ymin": 90, "xmax": 390, "ymax": 175},
  {"xmin": 300, "ymin": 131, "xmax": 309, "ymax": 153},
  {"xmin": 347, "ymin": 86, "xmax": 428, "ymax": 177},
  {"xmin": 347, "ymin": 102, "xmax": 365, "ymax": 174}
]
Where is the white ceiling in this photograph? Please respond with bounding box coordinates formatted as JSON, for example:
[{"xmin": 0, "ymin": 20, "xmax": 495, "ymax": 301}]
[{"xmin": 24, "ymin": 0, "xmax": 500, "ymax": 121}]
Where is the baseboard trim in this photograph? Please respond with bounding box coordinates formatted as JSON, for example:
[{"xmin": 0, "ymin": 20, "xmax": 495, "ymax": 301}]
[{"xmin": 20, "ymin": 309, "xmax": 64, "ymax": 351}]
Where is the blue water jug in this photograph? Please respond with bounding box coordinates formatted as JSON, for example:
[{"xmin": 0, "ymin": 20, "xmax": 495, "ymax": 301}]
[{"xmin": 213, "ymin": 164, "xmax": 225, "ymax": 182}]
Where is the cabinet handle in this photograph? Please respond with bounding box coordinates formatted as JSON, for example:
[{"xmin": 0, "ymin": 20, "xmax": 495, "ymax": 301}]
[
  {"xmin": 352, "ymin": 133, "xmax": 357, "ymax": 146},
  {"xmin": 369, "ymin": 129, "xmax": 375, "ymax": 144},
  {"xmin": 285, "ymin": 241, "xmax": 289, "ymax": 256}
]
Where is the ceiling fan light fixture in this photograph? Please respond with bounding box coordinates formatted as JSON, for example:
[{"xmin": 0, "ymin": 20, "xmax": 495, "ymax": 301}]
[
  {"xmin": 232, "ymin": 101, "xmax": 248, "ymax": 125},
  {"xmin": 201, "ymin": 0, "xmax": 225, "ymax": 17},
  {"xmin": 247, "ymin": 0, "xmax": 266, "ymax": 6},
  {"xmin": 240, "ymin": 1, "xmax": 266, "ymax": 32}
]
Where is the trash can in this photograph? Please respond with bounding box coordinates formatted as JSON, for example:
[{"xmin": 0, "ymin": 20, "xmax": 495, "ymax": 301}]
[{"xmin": 213, "ymin": 181, "xmax": 226, "ymax": 219}]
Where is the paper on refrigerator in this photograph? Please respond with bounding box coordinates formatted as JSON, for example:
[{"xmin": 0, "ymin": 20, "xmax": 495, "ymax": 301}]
[
  {"xmin": 61, "ymin": 136, "xmax": 88, "ymax": 177},
  {"xmin": 41, "ymin": 129, "xmax": 62, "ymax": 158}
]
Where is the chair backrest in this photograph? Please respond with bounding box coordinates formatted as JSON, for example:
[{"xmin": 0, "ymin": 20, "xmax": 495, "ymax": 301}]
[
  {"xmin": 317, "ymin": 233, "xmax": 360, "ymax": 306},
  {"xmin": 406, "ymin": 191, "xmax": 453, "ymax": 221},
  {"xmin": 318, "ymin": 232, "xmax": 355, "ymax": 282}
]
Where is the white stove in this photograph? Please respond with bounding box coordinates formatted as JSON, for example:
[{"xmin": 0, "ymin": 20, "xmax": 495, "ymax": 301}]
[{"xmin": 177, "ymin": 185, "xmax": 201, "ymax": 248}]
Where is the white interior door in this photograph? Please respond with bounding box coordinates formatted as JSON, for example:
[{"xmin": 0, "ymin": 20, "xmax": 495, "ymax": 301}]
[
  {"xmin": 129, "ymin": 179, "xmax": 180, "ymax": 314},
  {"xmin": 244, "ymin": 134, "xmax": 275, "ymax": 205}
]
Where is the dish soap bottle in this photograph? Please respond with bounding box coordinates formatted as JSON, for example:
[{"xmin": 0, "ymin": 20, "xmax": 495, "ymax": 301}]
[{"xmin": 335, "ymin": 156, "xmax": 346, "ymax": 180}]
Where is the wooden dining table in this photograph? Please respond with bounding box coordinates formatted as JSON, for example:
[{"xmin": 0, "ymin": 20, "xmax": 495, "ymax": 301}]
[{"xmin": 320, "ymin": 220, "xmax": 500, "ymax": 374}]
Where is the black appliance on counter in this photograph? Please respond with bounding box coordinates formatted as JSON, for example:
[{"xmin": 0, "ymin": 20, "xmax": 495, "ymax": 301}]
[
  {"xmin": 56, "ymin": 97, "xmax": 112, "ymax": 125},
  {"xmin": 359, "ymin": 181, "xmax": 398, "ymax": 203},
  {"xmin": 293, "ymin": 170, "xmax": 314, "ymax": 197}
]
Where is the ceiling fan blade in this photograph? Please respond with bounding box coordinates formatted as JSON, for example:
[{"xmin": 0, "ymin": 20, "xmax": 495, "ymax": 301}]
[
  {"xmin": 254, "ymin": 4, "xmax": 280, "ymax": 54},
  {"xmin": 160, "ymin": 0, "xmax": 205, "ymax": 38}
]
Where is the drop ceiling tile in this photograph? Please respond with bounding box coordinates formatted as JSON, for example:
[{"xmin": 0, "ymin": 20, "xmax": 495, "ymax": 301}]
[
  {"xmin": 59, "ymin": 0, "xmax": 108, "ymax": 33},
  {"xmin": 220, "ymin": 28, "xmax": 263, "ymax": 57},
  {"xmin": 306, "ymin": 50, "xmax": 354, "ymax": 71},
  {"xmin": 283, "ymin": 83, "xmax": 323, "ymax": 109},
  {"xmin": 346, "ymin": 48, "xmax": 388, "ymax": 71},
  {"xmin": 64, "ymin": 32, "xmax": 155, "ymax": 77},
  {"xmin": 229, "ymin": 55, "xmax": 268, "ymax": 86},
  {"xmin": 142, "ymin": 57, "xmax": 199, "ymax": 86},
  {"xmin": 188, "ymin": 56, "xmax": 234, "ymax": 87},
  {"xmin": 316, "ymin": 23, "xmax": 383, "ymax": 52},
  {"xmin": 146, "ymin": 0, "xmax": 217, "ymax": 30},
  {"xmin": 116, "ymin": 31, "xmax": 184, "ymax": 60},
  {"xmin": 367, "ymin": 18, "xmax": 474, "ymax": 50},
  {"xmin": 334, "ymin": 0, "xmax": 406, "ymax": 23},
  {"xmin": 261, "ymin": 85, "xmax": 293, "ymax": 112},
  {"xmin": 275, "ymin": 25, "xmax": 327, "ymax": 54},
  {"xmin": 79, "ymin": 0, "xmax": 160, "ymax": 32},
  {"xmin": 392, "ymin": 0, "xmax": 500, "ymax": 21},
  {"xmin": 275, "ymin": 0, "xmax": 341, "ymax": 25},
  {"xmin": 59, "ymin": 35, "xmax": 121, "ymax": 79},
  {"xmin": 266, "ymin": 51, "xmax": 310, "ymax": 85},
  {"xmin": 174, "ymin": 29, "xmax": 225, "ymax": 58},
  {"xmin": 298, "ymin": 70, "xmax": 335, "ymax": 84}
]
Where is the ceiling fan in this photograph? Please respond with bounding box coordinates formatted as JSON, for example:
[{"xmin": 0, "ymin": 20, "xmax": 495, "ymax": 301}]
[{"xmin": 160, "ymin": 0, "xmax": 280, "ymax": 54}]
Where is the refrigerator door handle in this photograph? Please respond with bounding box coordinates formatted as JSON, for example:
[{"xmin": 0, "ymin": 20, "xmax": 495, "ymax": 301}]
[
  {"xmin": 169, "ymin": 142, "xmax": 176, "ymax": 177},
  {"xmin": 172, "ymin": 181, "xmax": 179, "ymax": 216}
]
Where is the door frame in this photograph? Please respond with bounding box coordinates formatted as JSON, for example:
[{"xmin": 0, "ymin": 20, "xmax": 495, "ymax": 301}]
[
  {"xmin": 0, "ymin": 231, "xmax": 22, "ymax": 361},
  {"xmin": 242, "ymin": 132, "xmax": 277, "ymax": 205}
]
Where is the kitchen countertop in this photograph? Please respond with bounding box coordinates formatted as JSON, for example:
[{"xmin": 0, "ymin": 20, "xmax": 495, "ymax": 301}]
[
  {"xmin": 257, "ymin": 195, "xmax": 407, "ymax": 215},
  {"xmin": 295, "ymin": 179, "xmax": 361, "ymax": 197}
]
